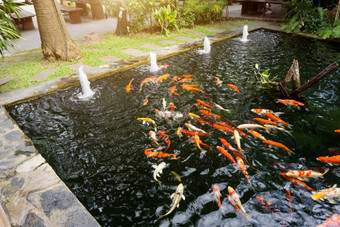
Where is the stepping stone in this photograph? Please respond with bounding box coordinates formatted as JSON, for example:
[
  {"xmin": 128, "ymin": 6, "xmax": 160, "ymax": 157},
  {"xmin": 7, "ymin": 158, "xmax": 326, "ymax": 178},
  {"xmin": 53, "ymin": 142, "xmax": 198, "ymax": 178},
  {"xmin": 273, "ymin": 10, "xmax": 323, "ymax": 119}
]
[
  {"xmin": 31, "ymin": 68, "xmax": 58, "ymax": 81},
  {"xmin": 121, "ymin": 48, "xmax": 145, "ymax": 57},
  {"xmin": 98, "ymin": 55, "xmax": 121, "ymax": 63},
  {"xmin": 159, "ymin": 40, "xmax": 178, "ymax": 45},
  {"xmin": 186, "ymin": 31, "xmax": 205, "ymax": 36},
  {"xmin": 0, "ymin": 77, "xmax": 15, "ymax": 86},
  {"xmin": 141, "ymin": 44, "xmax": 165, "ymax": 50},
  {"xmin": 232, "ymin": 22, "xmax": 245, "ymax": 27},
  {"xmin": 68, "ymin": 63, "xmax": 92, "ymax": 73},
  {"xmin": 175, "ymin": 36, "xmax": 196, "ymax": 42},
  {"xmin": 220, "ymin": 24, "xmax": 236, "ymax": 29},
  {"xmin": 206, "ymin": 27, "xmax": 225, "ymax": 33}
]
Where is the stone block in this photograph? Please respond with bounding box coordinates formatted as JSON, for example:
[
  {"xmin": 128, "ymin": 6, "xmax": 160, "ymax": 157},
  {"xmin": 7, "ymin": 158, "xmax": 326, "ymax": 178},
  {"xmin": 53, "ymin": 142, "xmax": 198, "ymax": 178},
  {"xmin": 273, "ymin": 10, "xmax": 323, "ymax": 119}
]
[
  {"xmin": 175, "ymin": 36, "xmax": 196, "ymax": 42},
  {"xmin": 206, "ymin": 27, "xmax": 225, "ymax": 33},
  {"xmin": 68, "ymin": 63, "xmax": 92, "ymax": 73},
  {"xmin": 186, "ymin": 31, "xmax": 205, "ymax": 36},
  {"xmin": 31, "ymin": 69, "xmax": 58, "ymax": 81},
  {"xmin": 16, "ymin": 155, "xmax": 46, "ymax": 173},
  {"xmin": 0, "ymin": 204, "xmax": 11, "ymax": 227},
  {"xmin": 159, "ymin": 40, "xmax": 178, "ymax": 45},
  {"xmin": 121, "ymin": 48, "xmax": 146, "ymax": 57},
  {"xmin": 0, "ymin": 119, "xmax": 15, "ymax": 130},
  {"xmin": 98, "ymin": 55, "xmax": 121, "ymax": 63},
  {"xmin": 4, "ymin": 130, "xmax": 23, "ymax": 142},
  {"xmin": 140, "ymin": 44, "xmax": 164, "ymax": 50},
  {"xmin": 0, "ymin": 77, "xmax": 15, "ymax": 86}
]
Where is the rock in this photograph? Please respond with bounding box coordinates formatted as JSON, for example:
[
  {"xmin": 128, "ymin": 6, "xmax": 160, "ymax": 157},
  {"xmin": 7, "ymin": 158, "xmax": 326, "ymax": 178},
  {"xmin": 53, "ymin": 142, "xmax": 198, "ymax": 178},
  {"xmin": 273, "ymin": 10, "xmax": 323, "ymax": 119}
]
[
  {"xmin": 40, "ymin": 188, "xmax": 76, "ymax": 217},
  {"xmin": 16, "ymin": 155, "xmax": 46, "ymax": 173},
  {"xmin": 22, "ymin": 212, "xmax": 46, "ymax": 227},
  {"xmin": 1, "ymin": 177, "xmax": 24, "ymax": 196},
  {"xmin": 5, "ymin": 130, "xmax": 23, "ymax": 142},
  {"xmin": 0, "ymin": 119, "xmax": 15, "ymax": 130}
]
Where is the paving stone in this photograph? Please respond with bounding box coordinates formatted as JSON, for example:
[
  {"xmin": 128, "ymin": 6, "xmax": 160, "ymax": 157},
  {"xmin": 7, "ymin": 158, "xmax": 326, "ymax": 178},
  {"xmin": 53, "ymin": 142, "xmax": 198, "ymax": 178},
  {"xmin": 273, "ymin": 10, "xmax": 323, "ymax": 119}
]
[
  {"xmin": 16, "ymin": 155, "xmax": 45, "ymax": 173},
  {"xmin": 0, "ymin": 119, "xmax": 15, "ymax": 130},
  {"xmin": 40, "ymin": 188, "xmax": 76, "ymax": 216},
  {"xmin": 31, "ymin": 69, "xmax": 58, "ymax": 81},
  {"xmin": 186, "ymin": 30, "xmax": 205, "ymax": 36},
  {"xmin": 98, "ymin": 55, "xmax": 121, "ymax": 63},
  {"xmin": 206, "ymin": 27, "xmax": 225, "ymax": 33},
  {"xmin": 5, "ymin": 130, "xmax": 23, "ymax": 142},
  {"xmin": 15, "ymin": 143, "xmax": 36, "ymax": 154},
  {"xmin": 159, "ymin": 40, "xmax": 178, "ymax": 45},
  {"xmin": 22, "ymin": 212, "xmax": 46, "ymax": 227},
  {"xmin": 0, "ymin": 204, "xmax": 11, "ymax": 227},
  {"xmin": 0, "ymin": 77, "xmax": 15, "ymax": 86},
  {"xmin": 121, "ymin": 48, "xmax": 146, "ymax": 57},
  {"xmin": 232, "ymin": 22, "xmax": 245, "ymax": 27},
  {"xmin": 175, "ymin": 36, "xmax": 196, "ymax": 42},
  {"xmin": 0, "ymin": 113, "xmax": 8, "ymax": 121},
  {"xmin": 1, "ymin": 177, "xmax": 24, "ymax": 196},
  {"xmin": 140, "ymin": 44, "xmax": 164, "ymax": 50},
  {"xmin": 220, "ymin": 24, "xmax": 236, "ymax": 29},
  {"xmin": 68, "ymin": 63, "xmax": 92, "ymax": 73}
]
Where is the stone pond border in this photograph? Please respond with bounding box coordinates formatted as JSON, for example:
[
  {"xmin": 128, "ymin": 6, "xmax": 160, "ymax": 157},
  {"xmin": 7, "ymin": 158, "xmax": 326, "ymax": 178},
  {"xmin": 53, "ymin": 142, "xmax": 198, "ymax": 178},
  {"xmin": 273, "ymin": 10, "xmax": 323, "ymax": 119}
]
[{"xmin": 1, "ymin": 22, "xmax": 338, "ymax": 226}]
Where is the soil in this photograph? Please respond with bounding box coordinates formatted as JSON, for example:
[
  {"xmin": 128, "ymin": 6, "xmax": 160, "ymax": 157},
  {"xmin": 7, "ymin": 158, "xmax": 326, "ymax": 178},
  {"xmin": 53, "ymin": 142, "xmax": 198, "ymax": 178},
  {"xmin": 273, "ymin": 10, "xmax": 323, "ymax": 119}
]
[{"xmin": 77, "ymin": 33, "xmax": 106, "ymax": 45}]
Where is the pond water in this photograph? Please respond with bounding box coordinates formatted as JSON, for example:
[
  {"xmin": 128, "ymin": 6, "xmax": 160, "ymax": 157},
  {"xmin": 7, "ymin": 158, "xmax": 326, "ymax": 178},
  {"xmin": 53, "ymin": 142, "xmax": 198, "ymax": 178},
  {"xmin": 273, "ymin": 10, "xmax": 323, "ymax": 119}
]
[{"xmin": 8, "ymin": 30, "xmax": 340, "ymax": 226}]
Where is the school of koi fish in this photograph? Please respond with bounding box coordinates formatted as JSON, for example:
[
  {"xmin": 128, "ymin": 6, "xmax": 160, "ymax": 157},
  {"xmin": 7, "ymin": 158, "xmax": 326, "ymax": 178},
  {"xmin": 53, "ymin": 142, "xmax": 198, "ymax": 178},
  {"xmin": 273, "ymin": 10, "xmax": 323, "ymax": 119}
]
[{"xmin": 127, "ymin": 69, "xmax": 340, "ymax": 225}]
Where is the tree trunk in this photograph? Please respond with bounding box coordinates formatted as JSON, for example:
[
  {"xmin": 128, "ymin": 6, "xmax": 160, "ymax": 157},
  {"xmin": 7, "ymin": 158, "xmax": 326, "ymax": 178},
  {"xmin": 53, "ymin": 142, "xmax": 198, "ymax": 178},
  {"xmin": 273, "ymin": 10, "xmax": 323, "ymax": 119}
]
[
  {"xmin": 336, "ymin": 0, "xmax": 340, "ymax": 20},
  {"xmin": 33, "ymin": 0, "xmax": 81, "ymax": 61}
]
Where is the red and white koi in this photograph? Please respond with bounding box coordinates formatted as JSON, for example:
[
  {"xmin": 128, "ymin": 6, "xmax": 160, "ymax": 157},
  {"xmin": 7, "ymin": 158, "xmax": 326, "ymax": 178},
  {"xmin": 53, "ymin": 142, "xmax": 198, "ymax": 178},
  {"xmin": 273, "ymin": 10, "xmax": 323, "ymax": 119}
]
[
  {"xmin": 251, "ymin": 108, "xmax": 284, "ymax": 117},
  {"xmin": 149, "ymin": 131, "xmax": 159, "ymax": 145},
  {"xmin": 236, "ymin": 156, "xmax": 252, "ymax": 187},
  {"xmin": 212, "ymin": 184, "xmax": 222, "ymax": 208},
  {"xmin": 285, "ymin": 169, "xmax": 329, "ymax": 181},
  {"xmin": 185, "ymin": 123, "xmax": 207, "ymax": 133},
  {"xmin": 228, "ymin": 186, "xmax": 248, "ymax": 215},
  {"xmin": 317, "ymin": 213, "xmax": 340, "ymax": 227},
  {"xmin": 280, "ymin": 173, "xmax": 316, "ymax": 191}
]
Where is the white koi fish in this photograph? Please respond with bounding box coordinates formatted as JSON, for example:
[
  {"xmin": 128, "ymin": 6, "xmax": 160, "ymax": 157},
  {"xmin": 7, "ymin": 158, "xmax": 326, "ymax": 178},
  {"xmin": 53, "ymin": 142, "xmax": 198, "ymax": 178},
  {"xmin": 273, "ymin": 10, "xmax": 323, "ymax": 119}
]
[
  {"xmin": 233, "ymin": 130, "xmax": 244, "ymax": 152},
  {"xmin": 152, "ymin": 162, "xmax": 166, "ymax": 183},
  {"xmin": 185, "ymin": 123, "xmax": 207, "ymax": 133},
  {"xmin": 157, "ymin": 183, "xmax": 185, "ymax": 220}
]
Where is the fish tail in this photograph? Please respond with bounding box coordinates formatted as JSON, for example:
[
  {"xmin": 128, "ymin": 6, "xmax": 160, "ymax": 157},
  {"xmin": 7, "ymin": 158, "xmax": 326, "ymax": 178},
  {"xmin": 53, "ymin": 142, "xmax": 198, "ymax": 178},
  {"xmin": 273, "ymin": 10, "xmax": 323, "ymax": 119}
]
[{"xmin": 322, "ymin": 168, "xmax": 329, "ymax": 176}]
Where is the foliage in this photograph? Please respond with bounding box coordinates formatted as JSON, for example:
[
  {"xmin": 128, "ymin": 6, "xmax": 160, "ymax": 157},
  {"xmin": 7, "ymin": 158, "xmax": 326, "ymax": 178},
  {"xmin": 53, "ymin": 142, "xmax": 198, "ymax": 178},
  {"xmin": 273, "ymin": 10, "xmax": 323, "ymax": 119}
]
[
  {"xmin": 0, "ymin": 0, "xmax": 22, "ymax": 58},
  {"xmin": 282, "ymin": 0, "xmax": 340, "ymax": 39},
  {"xmin": 254, "ymin": 64, "xmax": 278, "ymax": 88},
  {"xmin": 153, "ymin": 5, "xmax": 178, "ymax": 36},
  {"xmin": 126, "ymin": 0, "xmax": 155, "ymax": 33}
]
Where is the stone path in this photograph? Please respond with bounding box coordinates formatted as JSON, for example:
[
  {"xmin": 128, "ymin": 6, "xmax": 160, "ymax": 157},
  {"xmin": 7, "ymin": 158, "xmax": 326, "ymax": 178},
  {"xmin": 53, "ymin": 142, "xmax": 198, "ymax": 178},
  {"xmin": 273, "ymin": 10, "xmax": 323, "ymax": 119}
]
[
  {"xmin": 121, "ymin": 48, "xmax": 146, "ymax": 57},
  {"xmin": 68, "ymin": 62, "xmax": 92, "ymax": 73},
  {"xmin": 175, "ymin": 36, "xmax": 196, "ymax": 42},
  {"xmin": 159, "ymin": 40, "xmax": 178, "ymax": 45},
  {"xmin": 31, "ymin": 68, "xmax": 58, "ymax": 81},
  {"xmin": 141, "ymin": 44, "xmax": 165, "ymax": 50},
  {"xmin": 0, "ymin": 77, "xmax": 15, "ymax": 86},
  {"xmin": 99, "ymin": 55, "xmax": 121, "ymax": 63},
  {"xmin": 206, "ymin": 27, "xmax": 225, "ymax": 33},
  {"xmin": 0, "ymin": 106, "xmax": 100, "ymax": 226},
  {"xmin": 186, "ymin": 31, "xmax": 205, "ymax": 36}
]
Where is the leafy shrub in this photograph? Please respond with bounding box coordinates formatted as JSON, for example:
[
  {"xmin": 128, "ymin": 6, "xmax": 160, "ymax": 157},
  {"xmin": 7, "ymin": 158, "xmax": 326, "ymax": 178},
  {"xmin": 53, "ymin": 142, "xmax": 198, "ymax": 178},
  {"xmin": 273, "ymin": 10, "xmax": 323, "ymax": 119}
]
[{"xmin": 153, "ymin": 5, "xmax": 178, "ymax": 36}]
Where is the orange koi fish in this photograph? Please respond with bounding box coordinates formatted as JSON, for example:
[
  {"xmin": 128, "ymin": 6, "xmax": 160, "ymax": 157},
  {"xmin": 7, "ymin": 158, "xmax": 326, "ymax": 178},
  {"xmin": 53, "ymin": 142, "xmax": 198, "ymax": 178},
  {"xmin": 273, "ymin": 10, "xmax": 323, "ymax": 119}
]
[
  {"xmin": 317, "ymin": 213, "xmax": 340, "ymax": 227},
  {"xmin": 143, "ymin": 97, "xmax": 149, "ymax": 106},
  {"xmin": 180, "ymin": 84, "xmax": 200, "ymax": 88},
  {"xmin": 248, "ymin": 130, "xmax": 266, "ymax": 140},
  {"xmin": 196, "ymin": 99, "xmax": 214, "ymax": 109},
  {"xmin": 256, "ymin": 196, "xmax": 274, "ymax": 213},
  {"xmin": 180, "ymin": 129, "xmax": 211, "ymax": 137},
  {"xmin": 149, "ymin": 131, "xmax": 158, "ymax": 145},
  {"xmin": 197, "ymin": 119, "xmax": 213, "ymax": 126},
  {"xmin": 286, "ymin": 189, "xmax": 293, "ymax": 216},
  {"xmin": 236, "ymin": 156, "xmax": 252, "ymax": 187},
  {"xmin": 179, "ymin": 74, "xmax": 194, "ymax": 78},
  {"xmin": 158, "ymin": 64, "xmax": 170, "ymax": 69},
  {"xmin": 144, "ymin": 148, "xmax": 177, "ymax": 159},
  {"xmin": 254, "ymin": 118, "xmax": 279, "ymax": 126},
  {"xmin": 169, "ymin": 103, "xmax": 176, "ymax": 114},
  {"xmin": 178, "ymin": 78, "xmax": 193, "ymax": 83},
  {"xmin": 277, "ymin": 99, "xmax": 304, "ymax": 109},
  {"xmin": 285, "ymin": 169, "xmax": 329, "ymax": 181},
  {"xmin": 140, "ymin": 76, "xmax": 156, "ymax": 87},
  {"xmin": 181, "ymin": 86, "xmax": 204, "ymax": 93},
  {"xmin": 316, "ymin": 155, "xmax": 340, "ymax": 164},
  {"xmin": 169, "ymin": 76, "xmax": 180, "ymax": 84},
  {"xmin": 158, "ymin": 130, "xmax": 171, "ymax": 151},
  {"xmin": 212, "ymin": 185, "xmax": 222, "ymax": 208},
  {"xmin": 227, "ymin": 84, "xmax": 240, "ymax": 93},
  {"xmin": 126, "ymin": 79, "xmax": 134, "ymax": 93},
  {"xmin": 155, "ymin": 74, "xmax": 170, "ymax": 84},
  {"xmin": 264, "ymin": 112, "xmax": 290, "ymax": 128},
  {"xmin": 169, "ymin": 85, "xmax": 176, "ymax": 96},
  {"xmin": 190, "ymin": 135, "xmax": 212, "ymax": 152},
  {"xmin": 219, "ymin": 138, "xmax": 241, "ymax": 153},
  {"xmin": 263, "ymin": 140, "xmax": 293, "ymax": 155},
  {"xmin": 211, "ymin": 76, "xmax": 222, "ymax": 85},
  {"xmin": 279, "ymin": 173, "xmax": 316, "ymax": 191},
  {"xmin": 200, "ymin": 110, "xmax": 221, "ymax": 121},
  {"xmin": 216, "ymin": 146, "xmax": 238, "ymax": 167},
  {"xmin": 213, "ymin": 123, "xmax": 234, "ymax": 134},
  {"xmin": 335, "ymin": 129, "xmax": 340, "ymax": 133}
]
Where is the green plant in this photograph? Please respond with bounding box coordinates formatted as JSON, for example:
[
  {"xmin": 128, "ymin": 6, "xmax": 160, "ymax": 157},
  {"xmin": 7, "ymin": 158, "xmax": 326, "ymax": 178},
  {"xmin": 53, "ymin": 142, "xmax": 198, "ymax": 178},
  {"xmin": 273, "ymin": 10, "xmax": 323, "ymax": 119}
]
[
  {"xmin": 126, "ymin": 0, "xmax": 155, "ymax": 33},
  {"xmin": 0, "ymin": 0, "xmax": 22, "ymax": 58},
  {"xmin": 254, "ymin": 64, "xmax": 278, "ymax": 88},
  {"xmin": 153, "ymin": 5, "xmax": 178, "ymax": 36}
]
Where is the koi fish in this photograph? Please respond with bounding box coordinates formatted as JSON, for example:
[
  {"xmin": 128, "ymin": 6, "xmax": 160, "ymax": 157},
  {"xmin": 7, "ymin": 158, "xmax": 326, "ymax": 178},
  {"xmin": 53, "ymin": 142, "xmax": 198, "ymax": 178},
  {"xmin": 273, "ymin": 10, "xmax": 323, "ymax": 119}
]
[
  {"xmin": 158, "ymin": 64, "xmax": 170, "ymax": 69},
  {"xmin": 179, "ymin": 74, "xmax": 194, "ymax": 78},
  {"xmin": 157, "ymin": 183, "xmax": 185, "ymax": 221},
  {"xmin": 227, "ymin": 84, "xmax": 240, "ymax": 93},
  {"xmin": 227, "ymin": 194, "xmax": 244, "ymax": 216},
  {"xmin": 149, "ymin": 130, "xmax": 159, "ymax": 145},
  {"xmin": 285, "ymin": 169, "xmax": 329, "ymax": 181},
  {"xmin": 180, "ymin": 129, "xmax": 211, "ymax": 137},
  {"xmin": 328, "ymin": 147, "xmax": 340, "ymax": 155},
  {"xmin": 263, "ymin": 124, "xmax": 293, "ymax": 136},
  {"xmin": 219, "ymin": 138, "xmax": 241, "ymax": 154},
  {"xmin": 155, "ymin": 74, "xmax": 170, "ymax": 84},
  {"xmin": 237, "ymin": 123, "xmax": 269, "ymax": 131},
  {"xmin": 248, "ymin": 130, "xmax": 266, "ymax": 140},
  {"xmin": 177, "ymin": 127, "xmax": 183, "ymax": 140},
  {"xmin": 196, "ymin": 99, "xmax": 214, "ymax": 109},
  {"xmin": 211, "ymin": 76, "xmax": 222, "ymax": 85},
  {"xmin": 169, "ymin": 103, "xmax": 176, "ymax": 114},
  {"xmin": 143, "ymin": 97, "xmax": 149, "ymax": 106},
  {"xmin": 236, "ymin": 156, "xmax": 252, "ymax": 187},
  {"xmin": 213, "ymin": 123, "xmax": 234, "ymax": 134},
  {"xmin": 158, "ymin": 130, "xmax": 171, "ymax": 151},
  {"xmin": 169, "ymin": 76, "xmax": 180, "ymax": 84},
  {"xmin": 279, "ymin": 173, "xmax": 316, "ymax": 191},
  {"xmin": 190, "ymin": 135, "xmax": 212, "ymax": 151},
  {"xmin": 254, "ymin": 118, "xmax": 279, "ymax": 126},
  {"xmin": 137, "ymin": 117, "xmax": 157, "ymax": 130},
  {"xmin": 216, "ymin": 146, "xmax": 238, "ymax": 167},
  {"xmin": 233, "ymin": 130, "xmax": 244, "ymax": 152},
  {"xmin": 178, "ymin": 78, "xmax": 193, "ymax": 83},
  {"xmin": 180, "ymin": 84, "xmax": 201, "ymax": 89},
  {"xmin": 256, "ymin": 196, "xmax": 275, "ymax": 213},
  {"xmin": 335, "ymin": 129, "xmax": 340, "ymax": 133},
  {"xmin": 169, "ymin": 85, "xmax": 176, "ymax": 96},
  {"xmin": 140, "ymin": 76, "xmax": 156, "ymax": 88},
  {"xmin": 317, "ymin": 213, "xmax": 340, "ymax": 227},
  {"xmin": 126, "ymin": 79, "xmax": 134, "ymax": 93},
  {"xmin": 317, "ymin": 186, "xmax": 340, "ymax": 203},
  {"xmin": 181, "ymin": 86, "xmax": 204, "ymax": 93},
  {"xmin": 316, "ymin": 155, "xmax": 340, "ymax": 164},
  {"xmin": 284, "ymin": 189, "xmax": 292, "ymax": 216},
  {"xmin": 189, "ymin": 112, "xmax": 200, "ymax": 119},
  {"xmin": 185, "ymin": 123, "xmax": 207, "ymax": 133},
  {"xmin": 214, "ymin": 104, "xmax": 230, "ymax": 112},
  {"xmin": 264, "ymin": 112, "xmax": 291, "ymax": 128},
  {"xmin": 228, "ymin": 186, "xmax": 248, "ymax": 215},
  {"xmin": 212, "ymin": 185, "xmax": 222, "ymax": 208},
  {"xmin": 152, "ymin": 162, "xmax": 166, "ymax": 183},
  {"xmin": 200, "ymin": 110, "xmax": 221, "ymax": 121},
  {"xmin": 155, "ymin": 109, "xmax": 172, "ymax": 126},
  {"xmin": 263, "ymin": 140, "xmax": 293, "ymax": 155},
  {"xmin": 171, "ymin": 171, "xmax": 182, "ymax": 182},
  {"xmin": 277, "ymin": 99, "xmax": 304, "ymax": 109},
  {"xmin": 162, "ymin": 98, "xmax": 167, "ymax": 110},
  {"xmin": 251, "ymin": 108, "xmax": 284, "ymax": 117},
  {"xmin": 312, "ymin": 184, "xmax": 337, "ymax": 201},
  {"xmin": 144, "ymin": 148, "xmax": 177, "ymax": 159}
]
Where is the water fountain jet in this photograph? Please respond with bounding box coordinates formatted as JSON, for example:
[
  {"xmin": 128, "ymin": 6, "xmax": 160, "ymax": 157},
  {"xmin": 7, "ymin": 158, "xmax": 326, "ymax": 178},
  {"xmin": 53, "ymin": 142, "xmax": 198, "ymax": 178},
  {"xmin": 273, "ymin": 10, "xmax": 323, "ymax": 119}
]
[
  {"xmin": 150, "ymin": 52, "xmax": 159, "ymax": 72},
  {"xmin": 78, "ymin": 66, "xmax": 95, "ymax": 99},
  {"xmin": 240, "ymin": 25, "xmax": 249, "ymax": 42},
  {"xmin": 198, "ymin": 36, "xmax": 211, "ymax": 54}
]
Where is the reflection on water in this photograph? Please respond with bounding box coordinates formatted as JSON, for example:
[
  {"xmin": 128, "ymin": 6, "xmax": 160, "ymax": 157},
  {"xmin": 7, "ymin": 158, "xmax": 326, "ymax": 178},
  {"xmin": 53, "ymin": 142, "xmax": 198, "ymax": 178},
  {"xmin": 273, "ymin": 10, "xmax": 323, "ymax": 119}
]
[{"xmin": 8, "ymin": 30, "xmax": 340, "ymax": 226}]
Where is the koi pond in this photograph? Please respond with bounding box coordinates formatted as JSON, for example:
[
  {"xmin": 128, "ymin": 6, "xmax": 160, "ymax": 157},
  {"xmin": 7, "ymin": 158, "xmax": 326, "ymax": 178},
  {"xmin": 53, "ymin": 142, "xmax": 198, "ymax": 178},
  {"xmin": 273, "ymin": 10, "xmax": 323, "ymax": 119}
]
[{"xmin": 7, "ymin": 30, "xmax": 340, "ymax": 226}]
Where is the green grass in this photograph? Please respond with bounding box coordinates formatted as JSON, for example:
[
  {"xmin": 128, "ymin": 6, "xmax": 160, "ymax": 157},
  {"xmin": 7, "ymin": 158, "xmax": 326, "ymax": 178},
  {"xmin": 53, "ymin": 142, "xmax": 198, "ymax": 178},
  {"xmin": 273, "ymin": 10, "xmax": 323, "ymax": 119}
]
[{"xmin": 0, "ymin": 20, "xmax": 254, "ymax": 94}]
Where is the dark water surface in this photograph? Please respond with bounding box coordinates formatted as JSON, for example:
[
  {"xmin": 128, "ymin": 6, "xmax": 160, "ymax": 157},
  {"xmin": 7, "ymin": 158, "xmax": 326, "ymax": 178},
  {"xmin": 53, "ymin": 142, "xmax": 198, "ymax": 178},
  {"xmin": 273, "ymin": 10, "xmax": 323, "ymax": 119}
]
[{"xmin": 8, "ymin": 30, "xmax": 340, "ymax": 226}]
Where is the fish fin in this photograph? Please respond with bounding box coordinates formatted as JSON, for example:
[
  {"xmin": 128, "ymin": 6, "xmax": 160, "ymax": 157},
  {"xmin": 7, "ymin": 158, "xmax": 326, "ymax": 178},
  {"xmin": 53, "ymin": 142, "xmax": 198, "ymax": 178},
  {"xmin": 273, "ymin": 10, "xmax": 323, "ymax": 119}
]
[
  {"xmin": 177, "ymin": 204, "xmax": 180, "ymax": 208},
  {"xmin": 159, "ymin": 169, "xmax": 163, "ymax": 174},
  {"xmin": 274, "ymin": 112, "xmax": 285, "ymax": 116},
  {"xmin": 170, "ymin": 193, "xmax": 175, "ymax": 199},
  {"xmin": 297, "ymin": 177, "xmax": 308, "ymax": 182},
  {"xmin": 182, "ymin": 195, "xmax": 185, "ymax": 200},
  {"xmin": 323, "ymin": 168, "xmax": 329, "ymax": 176},
  {"xmin": 327, "ymin": 198, "xmax": 336, "ymax": 204},
  {"xmin": 218, "ymin": 153, "xmax": 222, "ymax": 156},
  {"xmin": 152, "ymin": 165, "xmax": 157, "ymax": 169}
]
